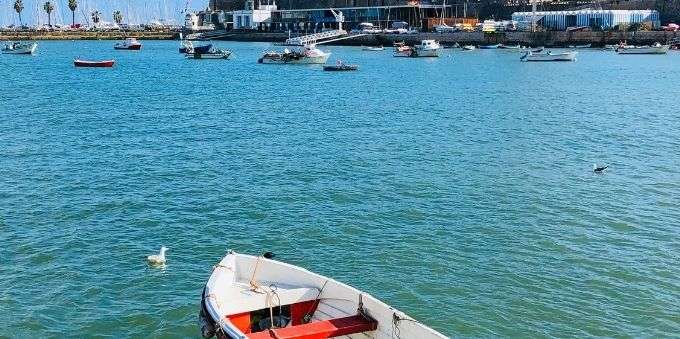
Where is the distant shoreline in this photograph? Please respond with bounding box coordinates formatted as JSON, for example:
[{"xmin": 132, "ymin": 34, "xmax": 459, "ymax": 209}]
[{"xmin": 0, "ymin": 31, "xmax": 178, "ymax": 40}]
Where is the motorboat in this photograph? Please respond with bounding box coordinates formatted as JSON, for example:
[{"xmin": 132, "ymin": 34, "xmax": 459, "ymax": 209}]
[
  {"xmin": 323, "ymin": 60, "xmax": 359, "ymax": 71},
  {"xmin": 498, "ymin": 44, "xmax": 521, "ymax": 49},
  {"xmin": 393, "ymin": 42, "xmax": 414, "ymax": 57},
  {"xmin": 186, "ymin": 44, "xmax": 232, "ymax": 59},
  {"xmin": 413, "ymin": 40, "xmax": 441, "ymax": 57},
  {"xmin": 616, "ymin": 42, "xmax": 669, "ymax": 54},
  {"xmin": 258, "ymin": 45, "xmax": 330, "ymax": 64},
  {"xmin": 199, "ymin": 250, "xmax": 448, "ymax": 339},
  {"xmin": 114, "ymin": 38, "xmax": 142, "ymax": 50},
  {"xmin": 478, "ymin": 44, "xmax": 500, "ymax": 49},
  {"xmin": 361, "ymin": 45, "xmax": 384, "ymax": 51},
  {"xmin": 434, "ymin": 24, "xmax": 457, "ymax": 33},
  {"xmin": 179, "ymin": 40, "xmax": 194, "ymax": 53},
  {"xmin": 462, "ymin": 45, "xmax": 476, "ymax": 51},
  {"xmin": 520, "ymin": 50, "xmax": 577, "ymax": 62},
  {"xmin": 568, "ymin": 43, "xmax": 591, "ymax": 49},
  {"xmin": 2, "ymin": 41, "xmax": 37, "ymax": 55},
  {"xmin": 74, "ymin": 59, "xmax": 115, "ymax": 67}
]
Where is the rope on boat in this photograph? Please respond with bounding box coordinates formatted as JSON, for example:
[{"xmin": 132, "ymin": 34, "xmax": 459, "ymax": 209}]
[
  {"xmin": 302, "ymin": 279, "xmax": 329, "ymax": 323},
  {"xmin": 391, "ymin": 312, "xmax": 421, "ymax": 339}
]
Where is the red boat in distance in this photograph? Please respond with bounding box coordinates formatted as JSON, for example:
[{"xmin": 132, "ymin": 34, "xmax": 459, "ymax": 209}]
[{"xmin": 74, "ymin": 59, "xmax": 115, "ymax": 67}]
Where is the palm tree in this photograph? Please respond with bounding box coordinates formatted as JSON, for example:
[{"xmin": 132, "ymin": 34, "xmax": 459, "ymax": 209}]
[
  {"xmin": 43, "ymin": 1, "xmax": 54, "ymax": 27},
  {"xmin": 68, "ymin": 0, "xmax": 78, "ymax": 27},
  {"xmin": 13, "ymin": 0, "xmax": 24, "ymax": 26},
  {"xmin": 113, "ymin": 10, "xmax": 123, "ymax": 25},
  {"xmin": 91, "ymin": 10, "xmax": 101, "ymax": 27}
]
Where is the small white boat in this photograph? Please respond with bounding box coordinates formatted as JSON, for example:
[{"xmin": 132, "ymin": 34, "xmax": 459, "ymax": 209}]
[
  {"xmin": 393, "ymin": 42, "xmax": 414, "ymax": 57},
  {"xmin": 258, "ymin": 45, "xmax": 330, "ymax": 64},
  {"xmin": 114, "ymin": 38, "xmax": 142, "ymax": 50},
  {"xmin": 199, "ymin": 251, "xmax": 448, "ymax": 339},
  {"xmin": 413, "ymin": 39, "xmax": 441, "ymax": 57},
  {"xmin": 498, "ymin": 44, "xmax": 522, "ymax": 49},
  {"xmin": 434, "ymin": 24, "xmax": 457, "ymax": 33},
  {"xmin": 186, "ymin": 44, "xmax": 232, "ymax": 59},
  {"xmin": 462, "ymin": 45, "xmax": 476, "ymax": 51},
  {"xmin": 361, "ymin": 45, "xmax": 384, "ymax": 51},
  {"xmin": 616, "ymin": 43, "xmax": 669, "ymax": 54},
  {"xmin": 2, "ymin": 41, "xmax": 37, "ymax": 55},
  {"xmin": 521, "ymin": 50, "xmax": 578, "ymax": 62},
  {"xmin": 568, "ymin": 43, "xmax": 591, "ymax": 49}
]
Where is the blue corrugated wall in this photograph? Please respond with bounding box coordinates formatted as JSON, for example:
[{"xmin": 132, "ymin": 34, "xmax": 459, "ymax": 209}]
[{"xmin": 511, "ymin": 10, "xmax": 660, "ymax": 30}]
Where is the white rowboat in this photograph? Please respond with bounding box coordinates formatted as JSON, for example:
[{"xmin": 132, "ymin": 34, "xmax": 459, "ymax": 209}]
[
  {"xmin": 616, "ymin": 44, "xmax": 669, "ymax": 54},
  {"xmin": 521, "ymin": 50, "xmax": 577, "ymax": 62},
  {"xmin": 199, "ymin": 251, "xmax": 448, "ymax": 339}
]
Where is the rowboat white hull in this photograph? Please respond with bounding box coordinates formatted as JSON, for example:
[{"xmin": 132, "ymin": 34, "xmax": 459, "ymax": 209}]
[
  {"xmin": 200, "ymin": 251, "xmax": 447, "ymax": 339},
  {"xmin": 616, "ymin": 45, "xmax": 669, "ymax": 54},
  {"xmin": 521, "ymin": 51, "xmax": 577, "ymax": 62}
]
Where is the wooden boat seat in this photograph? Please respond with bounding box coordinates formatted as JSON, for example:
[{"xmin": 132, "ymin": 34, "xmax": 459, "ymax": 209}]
[
  {"xmin": 216, "ymin": 284, "xmax": 320, "ymax": 315},
  {"xmin": 247, "ymin": 314, "xmax": 378, "ymax": 339}
]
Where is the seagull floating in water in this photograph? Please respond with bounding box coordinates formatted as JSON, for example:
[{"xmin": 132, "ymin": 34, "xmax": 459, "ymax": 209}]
[
  {"xmin": 147, "ymin": 246, "xmax": 168, "ymax": 265},
  {"xmin": 593, "ymin": 164, "xmax": 609, "ymax": 173}
]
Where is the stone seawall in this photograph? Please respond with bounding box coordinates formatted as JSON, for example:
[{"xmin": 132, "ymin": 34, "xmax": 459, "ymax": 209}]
[
  {"xmin": 3, "ymin": 30, "xmax": 677, "ymax": 46},
  {"xmin": 348, "ymin": 31, "xmax": 680, "ymax": 46},
  {"xmin": 0, "ymin": 31, "xmax": 177, "ymax": 40},
  {"xmin": 205, "ymin": 30, "xmax": 679, "ymax": 47}
]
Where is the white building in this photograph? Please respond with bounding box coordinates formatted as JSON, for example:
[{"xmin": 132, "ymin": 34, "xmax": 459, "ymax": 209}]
[{"xmin": 232, "ymin": 0, "xmax": 277, "ymax": 30}]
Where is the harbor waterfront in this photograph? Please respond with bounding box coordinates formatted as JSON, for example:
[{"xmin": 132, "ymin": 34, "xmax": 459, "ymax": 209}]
[
  {"xmin": 2, "ymin": 30, "xmax": 679, "ymax": 46},
  {"xmin": 2, "ymin": 40, "xmax": 680, "ymax": 337}
]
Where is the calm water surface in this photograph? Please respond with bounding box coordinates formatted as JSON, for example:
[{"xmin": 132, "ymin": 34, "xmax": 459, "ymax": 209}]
[{"xmin": 1, "ymin": 41, "xmax": 679, "ymax": 337}]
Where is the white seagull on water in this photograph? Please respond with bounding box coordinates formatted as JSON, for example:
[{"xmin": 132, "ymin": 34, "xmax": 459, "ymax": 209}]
[{"xmin": 147, "ymin": 246, "xmax": 168, "ymax": 265}]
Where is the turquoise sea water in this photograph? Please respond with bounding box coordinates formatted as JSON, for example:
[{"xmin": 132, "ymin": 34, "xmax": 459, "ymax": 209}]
[{"xmin": 1, "ymin": 41, "xmax": 679, "ymax": 337}]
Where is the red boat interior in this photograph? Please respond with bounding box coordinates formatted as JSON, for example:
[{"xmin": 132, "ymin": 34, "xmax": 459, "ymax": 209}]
[{"xmin": 224, "ymin": 300, "xmax": 378, "ymax": 339}]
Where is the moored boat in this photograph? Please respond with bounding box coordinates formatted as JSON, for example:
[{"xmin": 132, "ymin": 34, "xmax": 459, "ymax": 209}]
[
  {"xmin": 186, "ymin": 45, "xmax": 232, "ymax": 59},
  {"xmin": 520, "ymin": 50, "xmax": 577, "ymax": 62},
  {"xmin": 568, "ymin": 43, "xmax": 591, "ymax": 49},
  {"xmin": 616, "ymin": 42, "xmax": 669, "ymax": 54},
  {"xmin": 413, "ymin": 39, "xmax": 441, "ymax": 57},
  {"xmin": 462, "ymin": 45, "xmax": 476, "ymax": 51},
  {"xmin": 479, "ymin": 44, "xmax": 500, "ymax": 49},
  {"xmin": 199, "ymin": 251, "xmax": 448, "ymax": 339},
  {"xmin": 2, "ymin": 41, "xmax": 37, "ymax": 55},
  {"xmin": 258, "ymin": 45, "xmax": 330, "ymax": 64},
  {"xmin": 361, "ymin": 45, "xmax": 384, "ymax": 51},
  {"xmin": 74, "ymin": 59, "xmax": 115, "ymax": 67},
  {"xmin": 498, "ymin": 44, "xmax": 521, "ymax": 49},
  {"xmin": 179, "ymin": 40, "xmax": 194, "ymax": 53},
  {"xmin": 393, "ymin": 42, "xmax": 414, "ymax": 57},
  {"xmin": 114, "ymin": 38, "xmax": 142, "ymax": 50}
]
